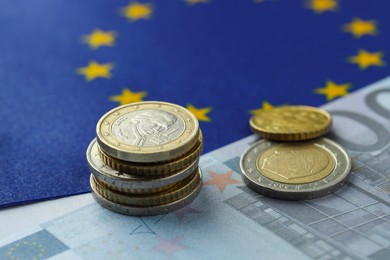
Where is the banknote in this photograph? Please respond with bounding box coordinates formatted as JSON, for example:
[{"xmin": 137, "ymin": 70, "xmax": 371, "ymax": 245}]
[{"xmin": 0, "ymin": 77, "xmax": 389, "ymax": 259}]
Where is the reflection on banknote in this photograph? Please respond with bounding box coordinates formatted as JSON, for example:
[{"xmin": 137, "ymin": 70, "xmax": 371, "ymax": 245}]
[{"xmin": 0, "ymin": 78, "xmax": 389, "ymax": 260}]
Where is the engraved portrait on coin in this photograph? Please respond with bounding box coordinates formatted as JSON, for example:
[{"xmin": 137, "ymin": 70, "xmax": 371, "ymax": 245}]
[
  {"xmin": 97, "ymin": 101, "xmax": 199, "ymax": 162},
  {"xmin": 111, "ymin": 110, "xmax": 185, "ymax": 147}
]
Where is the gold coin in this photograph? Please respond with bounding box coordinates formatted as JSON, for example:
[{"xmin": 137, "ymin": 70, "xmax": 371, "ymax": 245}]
[
  {"xmin": 249, "ymin": 106, "xmax": 332, "ymax": 141},
  {"xmin": 96, "ymin": 101, "xmax": 199, "ymax": 163},
  {"xmin": 91, "ymin": 168, "xmax": 201, "ymax": 206},
  {"xmin": 98, "ymin": 131, "xmax": 203, "ymax": 176},
  {"xmin": 256, "ymin": 142, "xmax": 335, "ymax": 184}
]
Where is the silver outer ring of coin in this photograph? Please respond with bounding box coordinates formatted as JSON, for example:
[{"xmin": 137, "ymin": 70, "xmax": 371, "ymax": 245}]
[
  {"xmin": 96, "ymin": 101, "xmax": 199, "ymax": 163},
  {"xmin": 240, "ymin": 137, "xmax": 351, "ymax": 200},
  {"xmin": 90, "ymin": 170, "xmax": 202, "ymax": 216},
  {"xmin": 87, "ymin": 138, "xmax": 199, "ymax": 190}
]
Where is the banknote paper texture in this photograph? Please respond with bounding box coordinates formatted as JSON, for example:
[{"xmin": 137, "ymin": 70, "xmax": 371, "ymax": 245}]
[{"xmin": 0, "ymin": 77, "xmax": 389, "ymax": 259}]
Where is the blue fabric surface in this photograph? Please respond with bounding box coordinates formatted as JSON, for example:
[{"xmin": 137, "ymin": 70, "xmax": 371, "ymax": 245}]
[{"xmin": 0, "ymin": 0, "xmax": 389, "ymax": 207}]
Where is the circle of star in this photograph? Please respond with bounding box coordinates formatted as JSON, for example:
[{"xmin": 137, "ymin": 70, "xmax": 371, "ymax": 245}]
[
  {"xmin": 109, "ymin": 88, "xmax": 147, "ymax": 105},
  {"xmin": 343, "ymin": 18, "xmax": 378, "ymax": 38},
  {"xmin": 315, "ymin": 80, "xmax": 351, "ymax": 101},
  {"xmin": 82, "ymin": 29, "xmax": 117, "ymax": 49},
  {"xmin": 250, "ymin": 101, "xmax": 274, "ymax": 115},
  {"xmin": 348, "ymin": 49, "xmax": 385, "ymax": 70},
  {"xmin": 306, "ymin": 0, "xmax": 338, "ymax": 14},
  {"xmin": 121, "ymin": 2, "xmax": 153, "ymax": 21},
  {"xmin": 187, "ymin": 104, "xmax": 212, "ymax": 122},
  {"xmin": 77, "ymin": 61, "xmax": 113, "ymax": 81}
]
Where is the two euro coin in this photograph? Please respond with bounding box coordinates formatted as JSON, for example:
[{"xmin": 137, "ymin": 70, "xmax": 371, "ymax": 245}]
[
  {"xmin": 242, "ymin": 106, "xmax": 351, "ymax": 200},
  {"xmin": 87, "ymin": 101, "xmax": 203, "ymax": 215},
  {"xmin": 240, "ymin": 138, "xmax": 351, "ymax": 200}
]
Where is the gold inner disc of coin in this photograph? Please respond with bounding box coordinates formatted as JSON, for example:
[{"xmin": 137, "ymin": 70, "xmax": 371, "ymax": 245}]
[
  {"xmin": 256, "ymin": 143, "xmax": 335, "ymax": 184},
  {"xmin": 250, "ymin": 106, "xmax": 332, "ymax": 141}
]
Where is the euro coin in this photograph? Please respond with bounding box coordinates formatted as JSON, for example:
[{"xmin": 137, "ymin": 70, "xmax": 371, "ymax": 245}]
[
  {"xmin": 92, "ymin": 169, "xmax": 200, "ymax": 206},
  {"xmin": 96, "ymin": 101, "xmax": 199, "ymax": 163},
  {"xmin": 240, "ymin": 137, "xmax": 351, "ymax": 200},
  {"xmin": 98, "ymin": 131, "xmax": 203, "ymax": 176},
  {"xmin": 250, "ymin": 106, "xmax": 332, "ymax": 141},
  {"xmin": 87, "ymin": 138, "xmax": 199, "ymax": 194},
  {"xmin": 90, "ymin": 170, "xmax": 202, "ymax": 216}
]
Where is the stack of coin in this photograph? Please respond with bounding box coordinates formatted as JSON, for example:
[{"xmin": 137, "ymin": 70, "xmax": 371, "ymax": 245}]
[
  {"xmin": 86, "ymin": 101, "xmax": 203, "ymax": 216},
  {"xmin": 241, "ymin": 106, "xmax": 351, "ymax": 200}
]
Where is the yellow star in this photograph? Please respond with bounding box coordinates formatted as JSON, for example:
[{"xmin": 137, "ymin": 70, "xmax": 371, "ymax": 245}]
[
  {"xmin": 82, "ymin": 29, "xmax": 116, "ymax": 49},
  {"xmin": 187, "ymin": 104, "xmax": 212, "ymax": 122},
  {"xmin": 121, "ymin": 2, "xmax": 153, "ymax": 21},
  {"xmin": 109, "ymin": 88, "xmax": 147, "ymax": 105},
  {"xmin": 77, "ymin": 61, "xmax": 113, "ymax": 81},
  {"xmin": 306, "ymin": 0, "xmax": 338, "ymax": 14},
  {"xmin": 250, "ymin": 101, "xmax": 274, "ymax": 115},
  {"xmin": 185, "ymin": 0, "xmax": 209, "ymax": 5},
  {"xmin": 348, "ymin": 49, "xmax": 385, "ymax": 70},
  {"xmin": 343, "ymin": 18, "xmax": 378, "ymax": 38},
  {"xmin": 315, "ymin": 80, "xmax": 351, "ymax": 101}
]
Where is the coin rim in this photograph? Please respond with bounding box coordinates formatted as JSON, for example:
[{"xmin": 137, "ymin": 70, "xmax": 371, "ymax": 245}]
[
  {"xmin": 240, "ymin": 137, "xmax": 351, "ymax": 200},
  {"xmin": 96, "ymin": 101, "xmax": 199, "ymax": 162},
  {"xmin": 98, "ymin": 131, "xmax": 203, "ymax": 176},
  {"xmin": 92, "ymin": 170, "xmax": 200, "ymax": 206},
  {"xmin": 249, "ymin": 106, "xmax": 332, "ymax": 141},
  {"xmin": 87, "ymin": 138, "xmax": 200, "ymax": 190},
  {"xmin": 90, "ymin": 171, "xmax": 203, "ymax": 216}
]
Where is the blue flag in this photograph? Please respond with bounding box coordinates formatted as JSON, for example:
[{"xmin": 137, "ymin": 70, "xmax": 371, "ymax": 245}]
[{"xmin": 1, "ymin": 0, "xmax": 389, "ymax": 207}]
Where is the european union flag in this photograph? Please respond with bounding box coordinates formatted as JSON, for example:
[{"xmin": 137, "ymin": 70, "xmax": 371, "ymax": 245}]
[{"xmin": 1, "ymin": 0, "xmax": 389, "ymax": 207}]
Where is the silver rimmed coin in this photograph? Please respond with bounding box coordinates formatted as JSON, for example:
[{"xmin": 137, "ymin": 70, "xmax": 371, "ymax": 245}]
[
  {"xmin": 240, "ymin": 137, "xmax": 351, "ymax": 200},
  {"xmin": 90, "ymin": 170, "xmax": 202, "ymax": 216},
  {"xmin": 96, "ymin": 101, "xmax": 199, "ymax": 163},
  {"xmin": 92, "ymin": 169, "xmax": 200, "ymax": 206},
  {"xmin": 98, "ymin": 131, "xmax": 203, "ymax": 176},
  {"xmin": 87, "ymin": 138, "xmax": 199, "ymax": 193}
]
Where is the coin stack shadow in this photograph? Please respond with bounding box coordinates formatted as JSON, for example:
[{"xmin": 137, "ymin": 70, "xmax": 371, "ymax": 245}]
[{"xmin": 86, "ymin": 102, "xmax": 203, "ymax": 216}]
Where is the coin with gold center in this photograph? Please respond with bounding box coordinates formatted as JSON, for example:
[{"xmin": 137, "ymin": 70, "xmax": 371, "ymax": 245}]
[
  {"xmin": 250, "ymin": 106, "xmax": 332, "ymax": 141},
  {"xmin": 98, "ymin": 131, "xmax": 203, "ymax": 176},
  {"xmin": 91, "ymin": 168, "xmax": 201, "ymax": 206},
  {"xmin": 96, "ymin": 101, "xmax": 199, "ymax": 163},
  {"xmin": 90, "ymin": 171, "xmax": 203, "ymax": 216},
  {"xmin": 86, "ymin": 138, "xmax": 199, "ymax": 194},
  {"xmin": 240, "ymin": 137, "xmax": 351, "ymax": 200}
]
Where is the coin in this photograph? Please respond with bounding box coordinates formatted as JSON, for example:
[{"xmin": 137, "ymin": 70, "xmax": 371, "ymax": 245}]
[
  {"xmin": 98, "ymin": 131, "xmax": 203, "ymax": 176},
  {"xmin": 249, "ymin": 106, "xmax": 332, "ymax": 141},
  {"xmin": 90, "ymin": 171, "xmax": 202, "ymax": 216},
  {"xmin": 92, "ymin": 169, "xmax": 200, "ymax": 206},
  {"xmin": 240, "ymin": 137, "xmax": 351, "ymax": 200},
  {"xmin": 96, "ymin": 101, "xmax": 199, "ymax": 162},
  {"xmin": 87, "ymin": 138, "xmax": 199, "ymax": 194}
]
